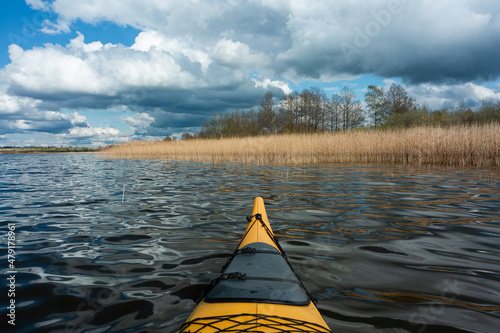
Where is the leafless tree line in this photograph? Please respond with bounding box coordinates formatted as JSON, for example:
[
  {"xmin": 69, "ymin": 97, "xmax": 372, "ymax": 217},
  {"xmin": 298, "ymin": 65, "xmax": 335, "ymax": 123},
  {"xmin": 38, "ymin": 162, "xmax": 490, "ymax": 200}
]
[
  {"xmin": 177, "ymin": 84, "xmax": 498, "ymax": 140},
  {"xmin": 198, "ymin": 85, "xmax": 369, "ymax": 139}
]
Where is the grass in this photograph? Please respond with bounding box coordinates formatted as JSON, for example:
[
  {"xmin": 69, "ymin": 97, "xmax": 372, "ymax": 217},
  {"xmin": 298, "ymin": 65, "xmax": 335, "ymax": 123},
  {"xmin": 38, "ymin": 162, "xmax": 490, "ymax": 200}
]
[{"xmin": 103, "ymin": 124, "xmax": 500, "ymax": 167}]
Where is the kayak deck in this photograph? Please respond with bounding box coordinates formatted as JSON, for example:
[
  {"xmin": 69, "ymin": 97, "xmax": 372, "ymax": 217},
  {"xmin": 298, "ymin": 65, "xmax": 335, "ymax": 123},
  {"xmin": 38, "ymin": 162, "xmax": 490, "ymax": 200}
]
[{"xmin": 180, "ymin": 197, "xmax": 331, "ymax": 332}]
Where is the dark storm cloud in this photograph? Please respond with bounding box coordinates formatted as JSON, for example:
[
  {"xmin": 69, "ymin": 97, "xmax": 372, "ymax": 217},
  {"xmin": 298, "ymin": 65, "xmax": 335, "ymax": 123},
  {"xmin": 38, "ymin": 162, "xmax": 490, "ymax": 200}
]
[
  {"xmin": 275, "ymin": 0, "xmax": 500, "ymax": 84},
  {"xmin": 139, "ymin": 79, "xmax": 285, "ymax": 137},
  {"xmin": 0, "ymin": 108, "xmax": 89, "ymax": 135}
]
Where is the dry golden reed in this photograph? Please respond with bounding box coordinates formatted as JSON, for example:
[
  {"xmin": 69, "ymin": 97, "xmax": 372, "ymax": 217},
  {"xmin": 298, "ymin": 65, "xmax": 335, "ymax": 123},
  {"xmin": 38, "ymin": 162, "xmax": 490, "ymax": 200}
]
[{"xmin": 103, "ymin": 124, "xmax": 500, "ymax": 167}]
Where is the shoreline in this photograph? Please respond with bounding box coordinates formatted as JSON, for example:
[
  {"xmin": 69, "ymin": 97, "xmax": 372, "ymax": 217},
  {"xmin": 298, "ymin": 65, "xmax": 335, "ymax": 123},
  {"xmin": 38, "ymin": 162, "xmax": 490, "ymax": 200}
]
[
  {"xmin": 0, "ymin": 148, "xmax": 100, "ymax": 155},
  {"xmin": 103, "ymin": 124, "xmax": 500, "ymax": 168}
]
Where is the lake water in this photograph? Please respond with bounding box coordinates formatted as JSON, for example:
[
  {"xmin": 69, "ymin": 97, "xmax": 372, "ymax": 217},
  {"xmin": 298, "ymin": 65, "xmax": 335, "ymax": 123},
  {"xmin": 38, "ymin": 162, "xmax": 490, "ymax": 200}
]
[{"xmin": 1, "ymin": 153, "xmax": 499, "ymax": 333}]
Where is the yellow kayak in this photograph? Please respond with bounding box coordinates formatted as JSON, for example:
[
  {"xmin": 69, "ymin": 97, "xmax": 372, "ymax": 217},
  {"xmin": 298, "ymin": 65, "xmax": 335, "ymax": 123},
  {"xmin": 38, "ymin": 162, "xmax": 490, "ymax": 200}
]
[{"xmin": 180, "ymin": 197, "xmax": 331, "ymax": 332}]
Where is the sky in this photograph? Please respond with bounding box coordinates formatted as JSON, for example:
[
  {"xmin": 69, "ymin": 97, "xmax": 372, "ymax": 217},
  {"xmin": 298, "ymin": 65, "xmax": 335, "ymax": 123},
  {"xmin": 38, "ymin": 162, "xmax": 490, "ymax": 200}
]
[{"xmin": 1, "ymin": 0, "xmax": 500, "ymax": 147}]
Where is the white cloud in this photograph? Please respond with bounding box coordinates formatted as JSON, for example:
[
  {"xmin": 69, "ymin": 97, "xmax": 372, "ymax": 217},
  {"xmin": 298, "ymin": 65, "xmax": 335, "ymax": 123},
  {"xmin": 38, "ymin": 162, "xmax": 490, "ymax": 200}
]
[
  {"xmin": 44, "ymin": 0, "xmax": 237, "ymax": 35},
  {"xmin": 6, "ymin": 110, "xmax": 89, "ymax": 133},
  {"xmin": 408, "ymin": 82, "xmax": 500, "ymax": 109},
  {"xmin": 59, "ymin": 125, "xmax": 126, "ymax": 147},
  {"xmin": 68, "ymin": 32, "xmax": 104, "ymax": 53},
  {"xmin": 7, "ymin": 45, "xmax": 24, "ymax": 62},
  {"xmin": 123, "ymin": 112, "xmax": 155, "ymax": 133},
  {"xmin": 40, "ymin": 19, "xmax": 71, "ymax": 35},
  {"xmin": 69, "ymin": 112, "xmax": 89, "ymax": 126},
  {"xmin": 25, "ymin": 0, "xmax": 50, "ymax": 11},
  {"xmin": 68, "ymin": 126, "xmax": 120, "ymax": 138},
  {"xmin": 0, "ymin": 92, "xmax": 22, "ymax": 114},
  {"xmin": 212, "ymin": 38, "xmax": 268, "ymax": 69},
  {"xmin": 3, "ymin": 33, "xmax": 197, "ymax": 97},
  {"xmin": 110, "ymin": 49, "xmax": 195, "ymax": 88},
  {"xmin": 0, "ymin": 84, "xmax": 92, "ymax": 137},
  {"xmin": 132, "ymin": 31, "xmax": 212, "ymax": 73},
  {"xmin": 5, "ymin": 43, "xmax": 104, "ymax": 95},
  {"xmin": 252, "ymin": 77, "xmax": 292, "ymax": 95}
]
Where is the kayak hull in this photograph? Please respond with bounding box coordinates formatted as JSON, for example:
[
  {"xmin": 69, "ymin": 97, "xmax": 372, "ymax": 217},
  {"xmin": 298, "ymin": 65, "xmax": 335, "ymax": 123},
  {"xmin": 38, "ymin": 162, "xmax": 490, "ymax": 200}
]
[{"xmin": 180, "ymin": 197, "xmax": 331, "ymax": 332}]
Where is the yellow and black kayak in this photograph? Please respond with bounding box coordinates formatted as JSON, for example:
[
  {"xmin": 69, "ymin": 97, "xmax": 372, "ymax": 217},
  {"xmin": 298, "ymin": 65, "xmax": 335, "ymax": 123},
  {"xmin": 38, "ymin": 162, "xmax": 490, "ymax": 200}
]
[{"xmin": 180, "ymin": 197, "xmax": 332, "ymax": 332}]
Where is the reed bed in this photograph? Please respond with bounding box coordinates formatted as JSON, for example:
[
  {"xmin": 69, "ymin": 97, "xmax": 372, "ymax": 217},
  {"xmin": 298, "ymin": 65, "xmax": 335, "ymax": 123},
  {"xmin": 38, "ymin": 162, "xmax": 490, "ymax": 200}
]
[{"xmin": 103, "ymin": 124, "xmax": 500, "ymax": 167}]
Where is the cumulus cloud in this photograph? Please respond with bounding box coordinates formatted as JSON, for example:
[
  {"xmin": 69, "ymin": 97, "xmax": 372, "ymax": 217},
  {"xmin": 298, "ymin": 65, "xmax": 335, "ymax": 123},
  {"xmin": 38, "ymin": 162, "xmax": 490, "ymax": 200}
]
[
  {"xmin": 252, "ymin": 77, "xmax": 292, "ymax": 95},
  {"xmin": 1, "ymin": 26, "xmax": 287, "ymax": 144},
  {"xmin": 131, "ymin": 31, "xmax": 212, "ymax": 73},
  {"xmin": 408, "ymin": 82, "xmax": 500, "ymax": 110},
  {"xmin": 25, "ymin": 0, "xmax": 50, "ymax": 11},
  {"xmin": 2, "ymin": 30, "xmax": 278, "ymax": 106},
  {"xmin": 211, "ymin": 38, "xmax": 269, "ymax": 69},
  {"xmin": 60, "ymin": 126, "xmax": 125, "ymax": 147},
  {"xmin": 67, "ymin": 126, "xmax": 119, "ymax": 138},
  {"xmin": 0, "ymin": 91, "xmax": 23, "ymax": 114},
  {"xmin": 9, "ymin": 111, "xmax": 86, "ymax": 133},
  {"xmin": 0, "ymin": 84, "xmax": 123, "ymax": 146},
  {"xmin": 6, "ymin": 43, "xmax": 104, "ymax": 95},
  {"xmin": 1, "ymin": 94, "xmax": 95, "ymax": 135},
  {"xmin": 123, "ymin": 112, "xmax": 155, "ymax": 134},
  {"xmin": 4, "ymin": 33, "xmax": 197, "ymax": 98}
]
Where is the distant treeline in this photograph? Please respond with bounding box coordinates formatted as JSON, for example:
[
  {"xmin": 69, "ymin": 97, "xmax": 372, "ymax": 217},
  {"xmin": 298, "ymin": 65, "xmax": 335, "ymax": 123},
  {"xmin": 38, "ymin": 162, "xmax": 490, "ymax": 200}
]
[
  {"xmin": 0, "ymin": 146, "xmax": 100, "ymax": 154},
  {"xmin": 172, "ymin": 84, "xmax": 500, "ymax": 140}
]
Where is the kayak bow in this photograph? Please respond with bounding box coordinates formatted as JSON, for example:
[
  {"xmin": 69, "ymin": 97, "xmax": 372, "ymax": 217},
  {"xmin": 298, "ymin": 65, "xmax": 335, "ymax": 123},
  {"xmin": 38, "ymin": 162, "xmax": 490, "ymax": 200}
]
[{"xmin": 180, "ymin": 197, "xmax": 331, "ymax": 332}]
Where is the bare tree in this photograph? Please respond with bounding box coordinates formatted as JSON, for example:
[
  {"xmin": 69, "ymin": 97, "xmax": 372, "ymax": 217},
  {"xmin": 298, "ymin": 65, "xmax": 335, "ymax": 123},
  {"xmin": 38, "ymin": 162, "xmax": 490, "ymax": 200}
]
[
  {"xmin": 339, "ymin": 86, "xmax": 364, "ymax": 130},
  {"xmin": 299, "ymin": 89, "xmax": 313, "ymax": 132},
  {"xmin": 385, "ymin": 84, "xmax": 415, "ymax": 115},
  {"xmin": 258, "ymin": 91, "xmax": 276, "ymax": 134},
  {"xmin": 365, "ymin": 85, "xmax": 388, "ymax": 127},
  {"xmin": 310, "ymin": 87, "xmax": 326, "ymax": 132},
  {"xmin": 326, "ymin": 93, "xmax": 342, "ymax": 131},
  {"xmin": 280, "ymin": 92, "xmax": 297, "ymax": 133}
]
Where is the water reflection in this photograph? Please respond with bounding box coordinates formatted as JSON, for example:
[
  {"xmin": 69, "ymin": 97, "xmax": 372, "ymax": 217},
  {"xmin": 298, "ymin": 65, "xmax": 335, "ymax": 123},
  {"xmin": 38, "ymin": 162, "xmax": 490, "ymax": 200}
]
[{"xmin": 0, "ymin": 153, "xmax": 499, "ymax": 332}]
